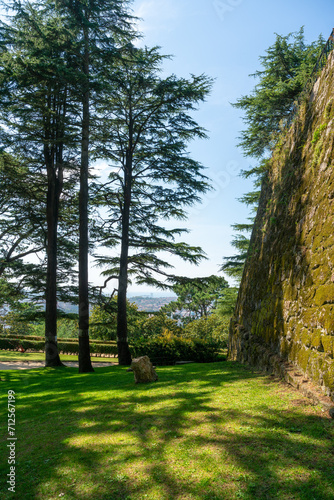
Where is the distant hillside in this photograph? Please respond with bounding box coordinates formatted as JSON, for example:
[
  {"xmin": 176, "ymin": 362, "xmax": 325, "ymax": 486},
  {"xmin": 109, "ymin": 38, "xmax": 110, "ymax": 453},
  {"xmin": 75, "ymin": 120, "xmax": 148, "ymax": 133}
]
[
  {"xmin": 58, "ymin": 302, "xmax": 78, "ymax": 314},
  {"xmin": 129, "ymin": 296, "xmax": 176, "ymax": 312},
  {"xmin": 57, "ymin": 296, "xmax": 176, "ymax": 314}
]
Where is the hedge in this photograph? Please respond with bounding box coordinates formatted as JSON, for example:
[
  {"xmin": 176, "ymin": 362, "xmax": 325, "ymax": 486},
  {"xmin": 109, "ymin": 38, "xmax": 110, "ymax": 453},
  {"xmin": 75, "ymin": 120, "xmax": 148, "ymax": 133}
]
[
  {"xmin": 130, "ymin": 333, "xmax": 222, "ymax": 364},
  {"xmin": 0, "ymin": 333, "xmax": 117, "ymax": 345},
  {"xmin": 0, "ymin": 337, "xmax": 118, "ymax": 356},
  {"xmin": 0, "ymin": 333, "xmax": 223, "ymax": 362},
  {"xmin": 0, "ymin": 334, "xmax": 47, "ymax": 342},
  {"xmin": 89, "ymin": 343, "xmax": 118, "ymax": 356},
  {"xmin": 0, "ymin": 337, "xmax": 45, "ymax": 351}
]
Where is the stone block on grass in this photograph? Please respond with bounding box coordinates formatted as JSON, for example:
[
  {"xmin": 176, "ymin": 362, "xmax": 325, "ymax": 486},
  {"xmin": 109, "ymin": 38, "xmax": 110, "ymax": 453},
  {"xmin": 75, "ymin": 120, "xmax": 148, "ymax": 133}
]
[{"xmin": 130, "ymin": 356, "xmax": 158, "ymax": 384}]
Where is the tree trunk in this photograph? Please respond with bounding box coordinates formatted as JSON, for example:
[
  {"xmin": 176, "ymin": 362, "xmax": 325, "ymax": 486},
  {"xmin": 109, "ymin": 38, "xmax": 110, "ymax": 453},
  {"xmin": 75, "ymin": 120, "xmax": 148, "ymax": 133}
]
[
  {"xmin": 117, "ymin": 149, "xmax": 132, "ymax": 366},
  {"xmin": 44, "ymin": 88, "xmax": 63, "ymax": 368},
  {"xmin": 45, "ymin": 167, "xmax": 63, "ymax": 367},
  {"xmin": 78, "ymin": 28, "xmax": 94, "ymax": 373}
]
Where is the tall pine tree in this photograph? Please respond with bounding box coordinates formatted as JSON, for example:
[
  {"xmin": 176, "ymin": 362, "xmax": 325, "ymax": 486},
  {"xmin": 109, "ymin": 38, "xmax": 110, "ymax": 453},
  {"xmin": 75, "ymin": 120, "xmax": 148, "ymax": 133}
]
[
  {"xmin": 93, "ymin": 45, "xmax": 213, "ymax": 364},
  {"xmin": 0, "ymin": 3, "xmax": 80, "ymax": 366},
  {"xmin": 223, "ymin": 29, "xmax": 325, "ymax": 282},
  {"xmin": 54, "ymin": 0, "xmax": 134, "ymax": 372}
]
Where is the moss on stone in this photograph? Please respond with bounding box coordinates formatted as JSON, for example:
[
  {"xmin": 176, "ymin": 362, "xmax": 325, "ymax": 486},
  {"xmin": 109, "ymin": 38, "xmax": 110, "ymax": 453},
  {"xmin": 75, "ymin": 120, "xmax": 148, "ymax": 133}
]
[
  {"xmin": 299, "ymin": 286, "xmax": 316, "ymax": 303},
  {"xmin": 310, "ymin": 329, "xmax": 323, "ymax": 350},
  {"xmin": 322, "ymin": 233, "xmax": 334, "ymax": 250},
  {"xmin": 308, "ymin": 350, "xmax": 324, "ymax": 385},
  {"xmin": 290, "ymin": 341, "xmax": 300, "ymax": 361},
  {"xmin": 300, "ymin": 308, "xmax": 318, "ymax": 328},
  {"xmin": 284, "ymin": 285, "xmax": 298, "ymax": 301},
  {"xmin": 318, "ymin": 305, "xmax": 334, "ymax": 333},
  {"xmin": 299, "ymin": 328, "xmax": 311, "ymax": 347},
  {"xmin": 280, "ymin": 337, "xmax": 290, "ymax": 358},
  {"xmin": 313, "ymin": 284, "xmax": 334, "ymax": 307},
  {"xmin": 311, "ymin": 234, "xmax": 325, "ymax": 253},
  {"xmin": 325, "ymin": 98, "xmax": 334, "ymax": 120},
  {"xmin": 321, "ymin": 335, "xmax": 334, "ymax": 357},
  {"xmin": 296, "ymin": 347, "xmax": 310, "ymax": 373},
  {"xmin": 312, "ymin": 123, "xmax": 327, "ymax": 144},
  {"xmin": 322, "ymin": 365, "xmax": 334, "ymax": 392},
  {"xmin": 311, "ymin": 265, "xmax": 331, "ymax": 285},
  {"xmin": 229, "ymin": 57, "xmax": 334, "ymax": 399}
]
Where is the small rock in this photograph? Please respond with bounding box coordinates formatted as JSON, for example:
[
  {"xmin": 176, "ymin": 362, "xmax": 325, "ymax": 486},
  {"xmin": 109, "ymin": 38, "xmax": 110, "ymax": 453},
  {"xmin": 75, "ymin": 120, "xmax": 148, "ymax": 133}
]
[{"xmin": 130, "ymin": 356, "xmax": 158, "ymax": 384}]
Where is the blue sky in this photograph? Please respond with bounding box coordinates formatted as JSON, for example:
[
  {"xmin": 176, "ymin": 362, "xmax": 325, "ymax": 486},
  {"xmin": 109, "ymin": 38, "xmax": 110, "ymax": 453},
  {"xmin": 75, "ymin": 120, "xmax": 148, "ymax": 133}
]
[
  {"xmin": 119, "ymin": 0, "xmax": 334, "ymax": 295},
  {"xmin": 2, "ymin": 0, "xmax": 333, "ymax": 296}
]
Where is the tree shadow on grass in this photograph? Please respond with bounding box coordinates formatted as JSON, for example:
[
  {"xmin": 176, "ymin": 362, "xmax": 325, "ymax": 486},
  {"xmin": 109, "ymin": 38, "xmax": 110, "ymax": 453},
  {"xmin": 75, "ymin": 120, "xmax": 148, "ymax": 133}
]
[{"xmin": 0, "ymin": 362, "xmax": 333, "ymax": 500}]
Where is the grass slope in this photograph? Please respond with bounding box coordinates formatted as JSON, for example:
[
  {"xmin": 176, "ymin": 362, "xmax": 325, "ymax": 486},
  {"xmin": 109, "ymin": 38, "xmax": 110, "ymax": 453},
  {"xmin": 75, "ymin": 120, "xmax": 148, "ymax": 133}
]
[{"xmin": 0, "ymin": 362, "xmax": 333, "ymax": 500}]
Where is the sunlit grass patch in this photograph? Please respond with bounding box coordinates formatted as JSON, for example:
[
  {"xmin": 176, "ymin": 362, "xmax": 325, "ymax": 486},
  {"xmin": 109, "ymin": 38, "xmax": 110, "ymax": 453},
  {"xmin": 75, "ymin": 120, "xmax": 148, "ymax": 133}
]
[
  {"xmin": 0, "ymin": 361, "xmax": 333, "ymax": 500},
  {"xmin": 0, "ymin": 349, "xmax": 116, "ymax": 364}
]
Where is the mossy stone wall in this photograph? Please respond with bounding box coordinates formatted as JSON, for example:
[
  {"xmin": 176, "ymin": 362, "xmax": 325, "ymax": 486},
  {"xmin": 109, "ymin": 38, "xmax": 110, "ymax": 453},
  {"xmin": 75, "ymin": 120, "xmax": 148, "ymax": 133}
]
[{"xmin": 229, "ymin": 53, "xmax": 334, "ymax": 401}]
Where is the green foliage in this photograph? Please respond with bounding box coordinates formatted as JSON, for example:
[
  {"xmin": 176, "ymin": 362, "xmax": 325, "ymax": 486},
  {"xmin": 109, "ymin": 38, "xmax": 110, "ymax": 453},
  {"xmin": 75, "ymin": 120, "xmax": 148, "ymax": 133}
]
[
  {"xmin": 29, "ymin": 318, "xmax": 78, "ymax": 339},
  {"xmin": 90, "ymin": 297, "xmax": 139, "ymax": 341},
  {"xmin": 214, "ymin": 287, "xmax": 239, "ymax": 317},
  {"xmin": 221, "ymin": 235, "xmax": 250, "ymax": 283},
  {"xmin": 0, "ymin": 303, "xmax": 79, "ymax": 339},
  {"xmin": 92, "ymin": 44, "xmax": 212, "ymax": 290},
  {"xmin": 134, "ymin": 313, "xmax": 183, "ymax": 340},
  {"xmin": 88, "ymin": 343, "xmax": 117, "ymax": 356},
  {"xmin": 56, "ymin": 319, "xmax": 78, "ymax": 339},
  {"xmin": 184, "ymin": 314, "xmax": 229, "ymax": 346},
  {"xmin": 233, "ymin": 28, "xmax": 325, "ymax": 159},
  {"xmin": 223, "ymin": 29, "xmax": 324, "ymax": 283},
  {"xmin": 0, "ymin": 7, "xmax": 81, "ymax": 302},
  {"xmin": 130, "ymin": 331, "xmax": 223, "ymax": 364},
  {"xmin": 0, "ymin": 328, "xmax": 222, "ymax": 361},
  {"xmin": 162, "ymin": 275, "xmax": 229, "ymax": 321},
  {"xmin": 0, "ymin": 302, "xmax": 43, "ymax": 337},
  {"xmin": 28, "ymin": 322, "xmax": 44, "ymax": 337},
  {"xmin": 0, "ymin": 334, "xmax": 46, "ymax": 341},
  {"xmin": 89, "ymin": 306, "xmax": 116, "ymax": 341},
  {"xmin": 0, "ymin": 278, "xmax": 24, "ymax": 309},
  {"xmin": 0, "ymin": 0, "xmax": 135, "ymax": 367},
  {"xmin": 0, "ymin": 337, "xmax": 45, "ymax": 351},
  {"xmin": 0, "ymin": 2, "xmax": 212, "ymax": 363},
  {"xmin": 0, "ymin": 154, "xmax": 47, "ymax": 301}
]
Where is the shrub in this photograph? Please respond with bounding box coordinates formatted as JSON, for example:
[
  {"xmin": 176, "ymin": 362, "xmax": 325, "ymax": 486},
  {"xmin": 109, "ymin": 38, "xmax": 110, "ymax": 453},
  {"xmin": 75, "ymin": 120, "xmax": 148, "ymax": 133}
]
[
  {"xmin": 90, "ymin": 298, "xmax": 139, "ymax": 341},
  {"xmin": 89, "ymin": 342, "xmax": 118, "ymax": 356},
  {"xmin": 132, "ymin": 313, "xmax": 183, "ymax": 340},
  {"xmin": 184, "ymin": 314, "xmax": 229, "ymax": 346},
  {"xmin": 130, "ymin": 331, "xmax": 222, "ymax": 364},
  {"xmin": 0, "ymin": 337, "xmax": 45, "ymax": 351}
]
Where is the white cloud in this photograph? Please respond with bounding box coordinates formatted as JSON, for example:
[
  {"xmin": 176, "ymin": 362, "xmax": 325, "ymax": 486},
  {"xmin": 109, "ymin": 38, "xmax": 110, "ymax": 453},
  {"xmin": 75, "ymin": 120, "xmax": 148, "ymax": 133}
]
[
  {"xmin": 91, "ymin": 160, "xmax": 109, "ymax": 173},
  {"xmin": 90, "ymin": 160, "xmax": 121, "ymax": 179}
]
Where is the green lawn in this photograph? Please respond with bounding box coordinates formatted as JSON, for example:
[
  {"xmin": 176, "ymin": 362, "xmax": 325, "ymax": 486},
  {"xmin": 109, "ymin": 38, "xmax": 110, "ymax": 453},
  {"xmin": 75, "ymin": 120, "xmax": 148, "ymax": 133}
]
[
  {"xmin": 0, "ymin": 350, "xmax": 116, "ymax": 364},
  {"xmin": 0, "ymin": 361, "xmax": 333, "ymax": 500}
]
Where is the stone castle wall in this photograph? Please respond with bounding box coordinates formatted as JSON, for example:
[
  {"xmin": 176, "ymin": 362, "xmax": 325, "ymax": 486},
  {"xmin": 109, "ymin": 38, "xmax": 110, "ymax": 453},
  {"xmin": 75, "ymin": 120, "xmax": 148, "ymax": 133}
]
[{"xmin": 229, "ymin": 52, "xmax": 334, "ymax": 401}]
